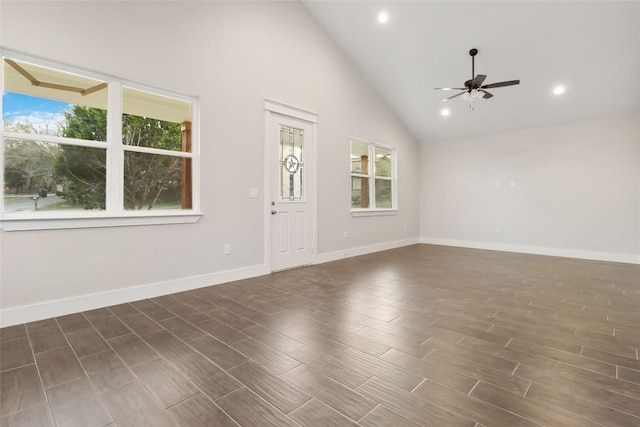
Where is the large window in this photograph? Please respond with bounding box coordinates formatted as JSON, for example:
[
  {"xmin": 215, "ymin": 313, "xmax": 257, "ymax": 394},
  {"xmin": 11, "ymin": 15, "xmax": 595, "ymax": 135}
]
[
  {"xmin": 350, "ymin": 139, "xmax": 395, "ymax": 211},
  {"xmin": 1, "ymin": 52, "xmax": 199, "ymax": 229}
]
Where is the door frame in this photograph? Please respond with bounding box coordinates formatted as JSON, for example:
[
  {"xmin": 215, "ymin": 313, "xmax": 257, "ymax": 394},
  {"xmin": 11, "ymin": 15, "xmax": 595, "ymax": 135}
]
[{"xmin": 264, "ymin": 99, "xmax": 318, "ymax": 272}]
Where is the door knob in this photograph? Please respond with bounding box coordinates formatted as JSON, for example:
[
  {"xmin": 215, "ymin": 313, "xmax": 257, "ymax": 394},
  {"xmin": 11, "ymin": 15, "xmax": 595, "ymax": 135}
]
[{"xmin": 271, "ymin": 210, "xmax": 277, "ymax": 215}]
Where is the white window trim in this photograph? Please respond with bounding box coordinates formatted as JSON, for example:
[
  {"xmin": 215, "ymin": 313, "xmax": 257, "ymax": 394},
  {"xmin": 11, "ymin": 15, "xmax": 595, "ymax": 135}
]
[
  {"xmin": 350, "ymin": 137, "xmax": 397, "ymax": 215},
  {"xmin": 351, "ymin": 209, "xmax": 398, "ymax": 217},
  {"xmin": 0, "ymin": 213, "xmax": 202, "ymax": 231},
  {"xmin": 0, "ymin": 49, "xmax": 202, "ymax": 231}
]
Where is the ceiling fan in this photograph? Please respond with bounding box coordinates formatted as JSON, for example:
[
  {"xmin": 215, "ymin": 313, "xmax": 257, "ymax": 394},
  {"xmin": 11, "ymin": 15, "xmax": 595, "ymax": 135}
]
[{"xmin": 434, "ymin": 48, "xmax": 520, "ymax": 103}]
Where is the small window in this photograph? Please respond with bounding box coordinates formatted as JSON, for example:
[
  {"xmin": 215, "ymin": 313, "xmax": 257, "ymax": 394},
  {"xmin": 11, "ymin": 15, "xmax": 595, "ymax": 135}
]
[
  {"xmin": 350, "ymin": 139, "xmax": 395, "ymax": 211},
  {"xmin": 1, "ymin": 52, "xmax": 199, "ymax": 227}
]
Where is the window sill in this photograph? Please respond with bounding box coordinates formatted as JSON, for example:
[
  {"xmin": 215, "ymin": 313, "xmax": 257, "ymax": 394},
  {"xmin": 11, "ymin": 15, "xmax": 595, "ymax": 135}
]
[
  {"xmin": 351, "ymin": 209, "xmax": 398, "ymax": 217},
  {"xmin": 0, "ymin": 211, "xmax": 203, "ymax": 231}
]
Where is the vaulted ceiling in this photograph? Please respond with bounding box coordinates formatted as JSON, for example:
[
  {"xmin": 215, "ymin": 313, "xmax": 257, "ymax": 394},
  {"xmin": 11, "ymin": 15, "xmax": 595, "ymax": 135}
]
[{"xmin": 303, "ymin": 1, "xmax": 640, "ymax": 142}]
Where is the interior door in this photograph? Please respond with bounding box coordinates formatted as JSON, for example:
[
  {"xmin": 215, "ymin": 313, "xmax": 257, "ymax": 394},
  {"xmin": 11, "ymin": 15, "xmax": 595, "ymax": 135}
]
[{"xmin": 268, "ymin": 112, "xmax": 314, "ymax": 271}]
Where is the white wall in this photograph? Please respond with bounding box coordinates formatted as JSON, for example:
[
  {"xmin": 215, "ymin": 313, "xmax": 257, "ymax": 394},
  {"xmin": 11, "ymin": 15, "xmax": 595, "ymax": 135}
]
[
  {"xmin": 0, "ymin": 1, "xmax": 420, "ymax": 323},
  {"xmin": 420, "ymin": 115, "xmax": 640, "ymax": 263}
]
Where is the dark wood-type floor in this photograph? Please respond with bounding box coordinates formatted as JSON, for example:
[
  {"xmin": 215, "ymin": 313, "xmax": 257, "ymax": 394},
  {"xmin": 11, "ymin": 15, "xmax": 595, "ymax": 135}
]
[{"xmin": 1, "ymin": 244, "xmax": 639, "ymax": 427}]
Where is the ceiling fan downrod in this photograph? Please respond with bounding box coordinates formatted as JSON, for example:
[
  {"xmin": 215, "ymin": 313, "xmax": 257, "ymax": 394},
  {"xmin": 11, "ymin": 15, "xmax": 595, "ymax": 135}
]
[{"xmin": 470, "ymin": 48, "xmax": 478, "ymax": 84}]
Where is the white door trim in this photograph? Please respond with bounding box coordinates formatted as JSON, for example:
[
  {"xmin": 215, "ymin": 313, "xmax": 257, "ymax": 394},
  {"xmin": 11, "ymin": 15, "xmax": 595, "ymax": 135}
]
[
  {"xmin": 264, "ymin": 100, "xmax": 318, "ymax": 271},
  {"xmin": 265, "ymin": 100, "xmax": 318, "ymax": 124}
]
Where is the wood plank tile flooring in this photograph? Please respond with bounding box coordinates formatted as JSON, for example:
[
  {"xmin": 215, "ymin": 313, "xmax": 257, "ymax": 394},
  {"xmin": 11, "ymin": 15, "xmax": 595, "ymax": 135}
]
[{"xmin": 1, "ymin": 244, "xmax": 639, "ymax": 426}]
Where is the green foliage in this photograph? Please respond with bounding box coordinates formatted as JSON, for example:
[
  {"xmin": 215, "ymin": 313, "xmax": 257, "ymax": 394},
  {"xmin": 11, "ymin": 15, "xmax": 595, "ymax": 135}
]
[
  {"xmin": 63, "ymin": 105, "xmax": 107, "ymax": 141},
  {"xmin": 124, "ymin": 152, "xmax": 181, "ymax": 210},
  {"xmin": 122, "ymin": 114, "xmax": 181, "ymax": 151},
  {"xmin": 54, "ymin": 145, "xmax": 106, "ymax": 209},
  {"xmin": 122, "ymin": 113, "xmax": 182, "ymax": 210},
  {"xmin": 3, "ymin": 119, "xmax": 60, "ymax": 194},
  {"xmin": 3, "ymin": 139, "xmax": 58, "ymax": 194},
  {"xmin": 3, "ymin": 104, "xmax": 183, "ymax": 210},
  {"xmin": 54, "ymin": 105, "xmax": 182, "ymax": 210},
  {"xmin": 56, "ymin": 106, "xmax": 108, "ymax": 208},
  {"xmin": 375, "ymin": 153, "xmax": 391, "ymax": 177},
  {"xmin": 4, "ymin": 163, "xmax": 25, "ymax": 192}
]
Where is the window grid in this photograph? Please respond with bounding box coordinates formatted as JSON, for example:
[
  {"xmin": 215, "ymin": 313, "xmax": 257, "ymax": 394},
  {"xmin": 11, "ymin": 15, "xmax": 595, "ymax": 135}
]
[
  {"xmin": 1, "ymin": 51, "xmax": 198, "ymax": 220},
  {"xmin": 350, "ymin": 139, "xmax": 396, "ymax": 211}
]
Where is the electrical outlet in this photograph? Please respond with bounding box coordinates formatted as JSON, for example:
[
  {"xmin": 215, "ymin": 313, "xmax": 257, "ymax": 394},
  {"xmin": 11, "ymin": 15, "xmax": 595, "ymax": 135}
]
[
  {"xmin": 224, "ymin": 244, "xmax": 231, "ymax": 255},
  {"xmin": 495, "ymin": 227, "xmax": 501, "ymax": 234},
  {"xmin": 343, "ymin": 231, "xmax": 348, "ymax": 239}
]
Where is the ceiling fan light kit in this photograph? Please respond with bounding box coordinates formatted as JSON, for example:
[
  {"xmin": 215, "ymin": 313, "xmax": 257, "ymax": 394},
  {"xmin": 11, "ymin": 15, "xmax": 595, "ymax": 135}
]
[
  {"xmin": 462, "ymin": 89, "xmax": 483, "ymax": 102},
  {"xmin": 434, "ymin": 48, "xmax": 520, "ymax": 109}
]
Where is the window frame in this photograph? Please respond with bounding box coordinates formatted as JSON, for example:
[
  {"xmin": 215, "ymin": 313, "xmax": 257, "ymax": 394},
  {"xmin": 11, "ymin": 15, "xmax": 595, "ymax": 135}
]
[
  {"xmin": 349, "ymin": 137, "xmax": 397, "ymax": 216},
  {"xmin": 0, "ymin": 49, "xmax": 201, "ymax": 231}
]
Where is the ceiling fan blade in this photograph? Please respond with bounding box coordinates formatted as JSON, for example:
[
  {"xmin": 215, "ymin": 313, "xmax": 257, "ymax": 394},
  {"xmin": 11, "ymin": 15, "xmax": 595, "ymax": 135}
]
[
  {"xmin": 442, "ymin": 91, "xmax": 466, "ymax": 102},
  {"xmin": 434, "ymin": 87, "xmax": 465, "ymax": 91},
  {"xmin": 480, "ymin": 89, "xmax": 493, "ymax": 99},
  {"xmin": 472, "ymin": 74, "xmax": 487, "ymax": 87},
  {"xmin": 481, "ymin": 80, "xmax": 520, "ymax": 89}
]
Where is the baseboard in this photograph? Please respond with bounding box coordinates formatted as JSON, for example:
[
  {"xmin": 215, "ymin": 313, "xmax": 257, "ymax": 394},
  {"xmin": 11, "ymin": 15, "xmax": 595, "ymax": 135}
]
[
  {"xmin": 315, "ymin": 237, "xmax": 420, "ymax": 264},
  {"xmin": 0, "ymin": 264, "xmax": 270, "ymax": 327},
  {"xmin": 7, "ymin": 234, "xmax": 629, "ymax": 327},
  {"xmin": 420, "ymin": 237, "xmax": 640, "ymax": 265},
  {"xmin": 0, "ymin": 236, "xmax": 421, "ymax": 327}
]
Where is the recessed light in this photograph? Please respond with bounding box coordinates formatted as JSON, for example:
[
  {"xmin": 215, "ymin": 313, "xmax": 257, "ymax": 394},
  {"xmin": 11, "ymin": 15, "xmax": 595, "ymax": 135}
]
[
  {"xmin": 378, "ymin": 12, "xmax": 389, "ymax": 24},
  {"xmin": 441, "ymin": 108, "xmax": 450, "ymax": 116},
  {"xmin": 553, "ymin": 85, "xmax": 565, "ymax": 95}
]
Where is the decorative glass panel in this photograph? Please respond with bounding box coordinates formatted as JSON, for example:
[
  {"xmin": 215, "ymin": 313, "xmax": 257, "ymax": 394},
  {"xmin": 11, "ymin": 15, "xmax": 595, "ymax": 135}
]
[
  {"xmin": 279, "ymin": 125, "xmax": 304, "ymax": 201},
  {"xmin": 3, "ymin": 138, "xmax": 106, "ymax": 211},
  {"xmin": 350, "ymin": 141, "xmax": 369, "ymax": 174},
  {"xmin": 374, "ymin": 146, "xmax": 391, "ymax": 177},
  {"xmin": 375, "ymin": 179, "xmax": 392, "ymax": 208},
  {"xmin": 351, "ymin": 176, "xmax": 369, "ymax": 209},
  {"xmin": 124, "ymin": 152, "xmax": 183, "ymax": 210}
]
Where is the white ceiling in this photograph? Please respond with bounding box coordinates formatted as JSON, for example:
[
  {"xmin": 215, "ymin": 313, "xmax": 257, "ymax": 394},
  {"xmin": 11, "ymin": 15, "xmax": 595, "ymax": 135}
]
[{"xmin": 303, "ymin": 1, "xmax": 640, "ymax": 142}]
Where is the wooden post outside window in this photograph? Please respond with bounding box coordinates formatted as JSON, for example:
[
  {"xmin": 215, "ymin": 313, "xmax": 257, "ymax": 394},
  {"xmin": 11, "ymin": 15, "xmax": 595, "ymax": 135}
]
[
  {"xmin": 181, "ymin": 121, "xmax": 192, "ymax": 209},
  {"xmin": 360, "ymin": 155, "xmax": 369, "ymax": 208}
]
